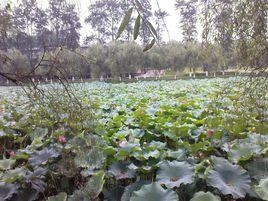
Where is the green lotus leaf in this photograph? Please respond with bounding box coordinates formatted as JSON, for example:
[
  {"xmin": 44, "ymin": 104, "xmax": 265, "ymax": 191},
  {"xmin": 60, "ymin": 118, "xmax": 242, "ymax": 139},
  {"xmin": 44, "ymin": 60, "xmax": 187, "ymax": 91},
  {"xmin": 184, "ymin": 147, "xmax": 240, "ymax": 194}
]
[
  {"xmin": 1, "ymin": 167, "xmax": 27, "ymax": 183},
  {"xmin": 70, "ymin": 171, "xmax": 105, "ymax": 201},
  {"xmin": 47, "ymin": 192, "xmax": 67, "ymax": 201},
  {"xmin": 246, "ymin": 158, "xmax": 268, "ymax": 180},
  {"xmin": 147, "ymin": 141, "xmax": 166, "ymax": 150},
  {"xmin": 121, "ymin": 180, "xmax": 150, "ymax": 201},
  {"xmin": 29, "ymin": 127, "xmax": 48, "ymax": 140},
  {"xmin": 12, "ymin": 188, "xmax": 39, "ymax": 201},
  {"xmin": 229, "ymin": 142, "xmax": 262, "ymax": 163},
  {"xmin": 0, "ymin": 159, "xmax": 16, "ymax": 171},
  {"xmin": 156, "ymin": 161, "xmax": 194, "ymax": 188},
  {"xmin": 103, "ymin": 186, "xmax": 125, "ymax": 201},
  {"xmin": 74, "ymin": 147, "xmax": 104, "ymax": 170},
  {"xmin": 248, "ymin": 133, "xmax": 268, "ymax": 144},
  {"xmin": 130, "ymin": 182, "xmax": 178, "ymax": 201},
  {"xmin": 108, "ymin": 161, "xmax": 135, "ymax": 180},
  {"xmin": 0, "ymin": 182, "xmax": 17, "ymax": 200},
  {"xmin": 163, "ymin": 131, "xmax": 177, "ymax": 141},
  {"xmin": 190, "ymin": 191, "xmax": 221, "ymax": 201},
  {"xmin": 255, "ymin": 177, "xmax": 268, "ymax": 200},
  {"xmin": 166, "ymin": 149, "xmax": 185, "ymax": 160},
  {"xmin": 29, "ymin": 148, "xmax": 59, "ymax": 167},
  {"xmin": 84, "ymin": 171, "xmax": 105, "ymax": 199},
  {"xmin": 207, "ymin": 157, "xmax": 251, "ymax": 199},
  {"xmin": 132, "ymin": 148, "xmax": 161, "ymax": 160}
]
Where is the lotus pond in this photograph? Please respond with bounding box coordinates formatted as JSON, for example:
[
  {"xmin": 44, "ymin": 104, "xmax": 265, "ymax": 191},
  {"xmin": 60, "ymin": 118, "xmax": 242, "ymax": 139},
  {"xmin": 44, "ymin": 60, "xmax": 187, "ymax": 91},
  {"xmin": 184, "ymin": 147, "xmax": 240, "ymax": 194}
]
[{"xmin": 0, "ymin": 78, "xmax": 267, "ymax": 201}]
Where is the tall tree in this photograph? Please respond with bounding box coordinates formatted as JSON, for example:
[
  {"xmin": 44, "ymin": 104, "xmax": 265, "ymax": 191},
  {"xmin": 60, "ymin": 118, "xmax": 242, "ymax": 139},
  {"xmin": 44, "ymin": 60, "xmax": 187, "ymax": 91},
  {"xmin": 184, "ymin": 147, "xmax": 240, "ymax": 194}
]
[
  {"xmin": 212, "ymin": 0, "xmax": 234, "ymax": 69},
  {"xmin": 154, "ymin": 9, "xmax": 169, "ymax": 44},
  {"xmin": 0, "ymin": 8, "xmax": 12, "ymax": 51},
  {"xmin": 61, "ymin": 4, "xmax": 81, "ymax": 49},
  {"xmin": 35, "ymin": 7, "xmax": 50, "ymax": 49},
  {"xmin": 175, "ymin": 0, "xmax": 198, "ymax": 43},
  {"xmin": 139, "ymin": 0, "xmax": 152, "ymax": 45},
  {"xmin": 48, "ymin": 0, "xmax": 81, "ymax": 49},
  {"xmin": 234, "ymin": 0, "xmax": 267, "ymax": 68},
  {"xmin": 12, "ymin": 0, "xmax": 38, "ymax": 66},
  {"xmin": 85, "ymin": 0, "xmax": 123, "ymax": 43}
]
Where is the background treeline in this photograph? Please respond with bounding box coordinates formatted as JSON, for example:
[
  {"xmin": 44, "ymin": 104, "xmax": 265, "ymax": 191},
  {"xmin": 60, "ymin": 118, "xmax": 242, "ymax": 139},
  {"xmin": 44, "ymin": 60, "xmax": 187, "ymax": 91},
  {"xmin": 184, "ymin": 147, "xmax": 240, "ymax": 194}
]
[
  {"xmin": 1, "ymin": 41, "xmax": 237, "ymax": 79},
  {"xmin": 0, "ymin": 0, "xmax": 267, "ymax": 80}
]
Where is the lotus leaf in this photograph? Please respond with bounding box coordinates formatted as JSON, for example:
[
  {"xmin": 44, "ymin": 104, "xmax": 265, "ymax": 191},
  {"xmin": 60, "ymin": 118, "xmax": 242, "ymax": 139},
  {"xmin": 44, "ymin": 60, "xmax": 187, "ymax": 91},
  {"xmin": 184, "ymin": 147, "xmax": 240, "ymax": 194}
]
[
  {"xmin": 0, "ymin": 182, "xmax": 17, "ymax": 200},
  {"xmin": 208, "ymin": 157, "xmax": 251, "ymax": 199},
  {"xmin": 29, "ymin": 148, "xmax": 59, "ymax": 167},
  {"xmin": 255, "ymin": 177, "xmax": 268, "ymax": 200},
  {"xmin": 156, "ymin": 160, "xmax": 194, "ymax": 188},
  {"xmin": 47, "ymin": 192, "xmax": 67, "ymax": 201},
  {"xmin": 108, "ymin": 161, "xmax": 135, "ymax": 180},
  {"xmin": 229, "ymin": 142, "xmax": 262, "ymax": 163},
  {"xmin": 121, "ymin": 180, "xmax": 150, "ymax": 201},
  {"xmin": 190, "ymin": 191, "xmax": 221, "ymax": 201},
  {"xmin": 0, "ymin": 159, "xmax": 16, "ymax": 171},
  {"xmin": 130, "ymin": 182, "xmax": 179, "ymax": 201}
]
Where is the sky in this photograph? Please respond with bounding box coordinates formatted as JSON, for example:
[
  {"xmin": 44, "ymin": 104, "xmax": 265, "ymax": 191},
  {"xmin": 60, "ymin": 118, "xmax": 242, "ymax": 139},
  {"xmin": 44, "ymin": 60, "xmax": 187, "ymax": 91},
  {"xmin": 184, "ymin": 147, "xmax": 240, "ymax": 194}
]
[{"xmin": 3, "ymin": 0, "xmax": 202, "ymax": 43}]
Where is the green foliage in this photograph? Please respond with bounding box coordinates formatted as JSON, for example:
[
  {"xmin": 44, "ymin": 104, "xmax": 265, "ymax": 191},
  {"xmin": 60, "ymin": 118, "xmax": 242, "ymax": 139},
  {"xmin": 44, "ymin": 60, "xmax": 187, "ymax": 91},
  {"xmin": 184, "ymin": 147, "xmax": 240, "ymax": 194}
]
[
  {"xmin": 0, "ymin": 78, "xmax": 267, "ymax": 200},
  {"xmin": 0, "ymin": 182, "xmax": 17, "ymax": 200},
  {"xmin": 0, "ymin": 48, "xmax": 30, "ymax": 75},
  {"xmin": 130, "ymin": 182, "xmax": 179, "ymax": 201},
  {"xmin": 0, "ymin": 159, "xmax": 15, "ymax": 171},
  {"xmin": 208, "ymin": 157, "xmax": 251, "ymax": 199},
  {"xmin": 47, "ymin": 192, "xmax": 67, "ymax": 201},
  {"xmin": 29, "ymin": 148, "xmax": 59, "ymax": 167},
  {"xmin": 108, "ymin": 161, "xmax": 135, "ymax": 180},
  {"xmin": 143, "ymin": 39, "xmax": 156, "ymax": 52},
  {"xmin": 156, "ymin": 161, "xmax": 194, "ymax": 188},
  {"xmin": 117, "ymin": 8, "xmax": 133, "ymax": 39},
  {"xmin": 254, "ymin": 177, "xmax": 268, "ymax": 201},
  {"xmin": 121, "ymin": 180, "xmax": 150, "ymax": 201},
  {"xmin": 70, "ymin": 171, "xmax": 105, "ymax": 200},
  {"xmin": 190, "ymin": 191, "xmax": 221, "ymax": 201},
  {"xmin": 134, "ymin": 15, "xmax": 141, "ymax": 40}
]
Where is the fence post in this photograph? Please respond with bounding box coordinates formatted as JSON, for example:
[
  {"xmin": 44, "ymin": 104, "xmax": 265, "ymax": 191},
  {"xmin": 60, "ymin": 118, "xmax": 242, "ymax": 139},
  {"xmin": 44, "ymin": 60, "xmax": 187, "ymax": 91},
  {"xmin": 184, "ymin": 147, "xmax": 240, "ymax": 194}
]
[
  {"xmin": 129, "ymin": 74, "xmax": 131, "ymax": 79},
  {"xmin": 206, "ymin": 71, "xmax": 209, "ymax": 77},
  {"xmin": 119, "ymin": 77, "xmax": 122, "ymax": 81},
  {"xmin": 189, "ymin": 72, "xmax": 192, "ymax": 77},
  {"xmin": 193, "ymin": 74, "xmax": 196, "ymax": 78},
  {"xmin": 174, "ymin": 75, "xmax": 177, "ymax": 79},
  {"xmin": 50, "ymin": 79, "xmax": 53, "ymax": 84},
  {"xmin": 213, "ymin": 72, "xmax": 216, "ymax": 77},
  {"xmin": 6, "ymin": 79, "xmax": 9, "ymax": 84},
  {"xmin": 45, "ymin": 77, "xmax": 48, "ymax": 82},
  {"xmin": 72, "ymin": 77, "xmax": 75, "ymax": 81},
  {"xmin": 222, "ymin": 71, "xmax": 225, "ymax": 76}
]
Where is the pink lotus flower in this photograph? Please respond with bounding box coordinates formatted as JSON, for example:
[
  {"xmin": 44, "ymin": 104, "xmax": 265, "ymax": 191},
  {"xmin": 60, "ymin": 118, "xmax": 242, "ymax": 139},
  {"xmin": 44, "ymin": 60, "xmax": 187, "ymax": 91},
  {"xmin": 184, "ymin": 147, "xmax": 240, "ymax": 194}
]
[
  {"xmin": 207, "ymin": 130, "xmax": 214, "ymax": 138},
  {"xmin": 9, "ymin": 151, "xmax": 16, "ymax": 157},
  {"xmin": 119, "ymin": 139, "xmax": 128, "ymax": 147},
  {"xmin": 227, "ymin": 143, "xmax": 232, "ymax": 151},
  {"xmin": 58, "ymin": 135, "xmax": 67, "ymax": 144},
  {"xmin": 10, "ymin": 121, "xmax": 16, "ymax": 126}
]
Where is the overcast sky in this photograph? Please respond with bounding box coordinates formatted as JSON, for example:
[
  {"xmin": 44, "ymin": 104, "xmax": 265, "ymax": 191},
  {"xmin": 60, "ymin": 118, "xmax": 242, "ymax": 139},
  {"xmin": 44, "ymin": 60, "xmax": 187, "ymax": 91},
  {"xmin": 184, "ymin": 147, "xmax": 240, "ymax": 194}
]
[{"xmin": 4, "ymin": 0, "xmax": 202, "ymax": 43}]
